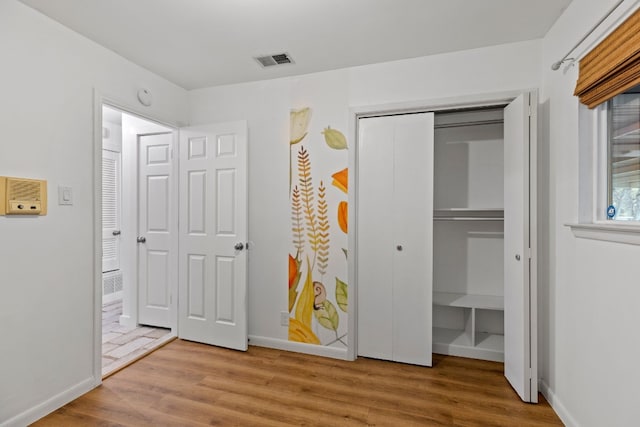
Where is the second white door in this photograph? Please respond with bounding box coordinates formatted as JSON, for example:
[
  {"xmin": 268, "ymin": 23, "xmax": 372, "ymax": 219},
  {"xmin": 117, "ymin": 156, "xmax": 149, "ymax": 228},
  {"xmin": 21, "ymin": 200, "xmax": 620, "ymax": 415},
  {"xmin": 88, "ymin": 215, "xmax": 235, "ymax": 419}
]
[{"xmin": 137, "ymin": 132, "xmax": 175, "ymax": 328}]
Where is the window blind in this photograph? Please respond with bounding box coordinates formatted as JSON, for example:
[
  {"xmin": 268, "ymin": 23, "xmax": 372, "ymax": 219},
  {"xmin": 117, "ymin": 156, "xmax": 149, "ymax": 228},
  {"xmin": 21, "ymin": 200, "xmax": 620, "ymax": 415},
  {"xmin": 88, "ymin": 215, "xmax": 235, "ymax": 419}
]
[{"xmin": 574, "ymin": 7, "xmax": 640, "ymax": 109}]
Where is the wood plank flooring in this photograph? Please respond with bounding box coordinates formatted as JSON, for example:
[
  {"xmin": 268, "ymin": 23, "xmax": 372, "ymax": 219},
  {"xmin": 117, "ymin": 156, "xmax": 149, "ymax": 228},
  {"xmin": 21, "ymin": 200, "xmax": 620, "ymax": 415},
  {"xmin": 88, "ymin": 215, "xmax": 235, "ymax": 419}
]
[{"xmin": 35, "ymin": 339, "xmax": 562, "ymax": 426}]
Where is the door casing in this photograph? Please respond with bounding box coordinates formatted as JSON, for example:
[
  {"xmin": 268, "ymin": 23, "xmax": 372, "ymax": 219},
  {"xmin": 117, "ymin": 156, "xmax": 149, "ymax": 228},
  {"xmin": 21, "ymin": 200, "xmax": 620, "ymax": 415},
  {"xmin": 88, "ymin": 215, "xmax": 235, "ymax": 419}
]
[{"xmin": 93, "ymin": 91, "xmax": 180, "ymax": 385}]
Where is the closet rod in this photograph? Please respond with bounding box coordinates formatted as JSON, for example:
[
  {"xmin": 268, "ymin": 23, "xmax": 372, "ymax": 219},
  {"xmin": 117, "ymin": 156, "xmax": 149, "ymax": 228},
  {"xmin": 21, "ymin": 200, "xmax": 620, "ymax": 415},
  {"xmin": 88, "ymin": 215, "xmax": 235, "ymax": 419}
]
[
  {"xmin": 550, "ymin": 0, "xmax": 625, "ymax": 70},
  {"xmin": 434, "ymin": 119, "xmax": 503, "ymax": 130},
  {"xmin": 434, "ymin": 217, "xmax": 504, "ymax": 221}
]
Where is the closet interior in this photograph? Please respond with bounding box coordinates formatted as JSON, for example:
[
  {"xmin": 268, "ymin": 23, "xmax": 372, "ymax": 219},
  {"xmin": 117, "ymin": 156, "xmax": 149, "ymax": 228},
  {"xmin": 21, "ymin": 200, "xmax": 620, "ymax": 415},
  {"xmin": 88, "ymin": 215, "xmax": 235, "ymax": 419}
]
[{"xmin": 432, "ymin": 107, "xmax": 506, "ymax": 363}]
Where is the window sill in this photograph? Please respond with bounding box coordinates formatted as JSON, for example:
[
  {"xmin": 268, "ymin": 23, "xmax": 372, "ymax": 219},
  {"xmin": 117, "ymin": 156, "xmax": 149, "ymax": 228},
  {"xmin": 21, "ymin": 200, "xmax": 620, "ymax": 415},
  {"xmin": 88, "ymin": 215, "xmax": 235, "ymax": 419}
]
[{"xmin": 566, "ymin": 223, "xmax": 640, "ymax": 246}]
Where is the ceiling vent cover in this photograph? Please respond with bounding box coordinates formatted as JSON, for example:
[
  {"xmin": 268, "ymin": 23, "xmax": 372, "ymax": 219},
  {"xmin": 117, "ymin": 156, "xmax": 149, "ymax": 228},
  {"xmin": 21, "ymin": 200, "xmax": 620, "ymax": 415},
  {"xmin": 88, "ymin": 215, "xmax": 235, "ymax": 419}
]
[{"xmin": 255, "ymin": 53, "xmax": 294, "ymax": 68}]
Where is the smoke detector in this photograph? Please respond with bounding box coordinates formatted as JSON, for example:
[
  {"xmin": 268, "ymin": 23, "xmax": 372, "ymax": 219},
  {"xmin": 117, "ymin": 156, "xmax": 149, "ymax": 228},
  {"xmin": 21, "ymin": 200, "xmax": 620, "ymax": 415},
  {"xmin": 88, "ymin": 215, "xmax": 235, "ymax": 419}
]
[{"xmin": 254, "ymin": 53, "xmax": 294, "ymax": 68}]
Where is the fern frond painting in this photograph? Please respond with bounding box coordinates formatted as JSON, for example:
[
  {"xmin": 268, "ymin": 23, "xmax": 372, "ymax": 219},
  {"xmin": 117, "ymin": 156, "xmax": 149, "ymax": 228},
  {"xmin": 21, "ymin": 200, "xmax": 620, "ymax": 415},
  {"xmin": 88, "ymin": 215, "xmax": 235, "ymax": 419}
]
[{"xmin": 288, "ymin": 107, "xmax": 348, "ymax": 347}]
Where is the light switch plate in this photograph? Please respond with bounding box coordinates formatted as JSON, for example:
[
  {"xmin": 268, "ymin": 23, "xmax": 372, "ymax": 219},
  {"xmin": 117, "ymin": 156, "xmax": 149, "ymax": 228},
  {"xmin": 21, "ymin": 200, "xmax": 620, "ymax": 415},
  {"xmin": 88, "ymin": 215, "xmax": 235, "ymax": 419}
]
[{"xmin": 58, "ymin": 186, "xmax": 73, "ymax": 205}]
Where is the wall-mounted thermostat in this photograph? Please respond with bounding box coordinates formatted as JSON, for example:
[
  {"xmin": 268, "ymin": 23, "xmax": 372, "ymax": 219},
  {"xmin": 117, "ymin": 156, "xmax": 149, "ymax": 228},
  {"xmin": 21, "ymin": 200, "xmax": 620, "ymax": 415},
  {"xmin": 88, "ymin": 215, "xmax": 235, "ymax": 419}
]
[{"xmin": 0, "ymin": 176, "xmax": 48, "ymax": 215}]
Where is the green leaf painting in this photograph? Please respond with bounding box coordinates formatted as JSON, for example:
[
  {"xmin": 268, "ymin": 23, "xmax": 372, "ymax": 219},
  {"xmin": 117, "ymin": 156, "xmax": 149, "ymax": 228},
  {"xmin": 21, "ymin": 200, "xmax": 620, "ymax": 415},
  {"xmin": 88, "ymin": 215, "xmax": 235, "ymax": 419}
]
[
  {"xmin": 322, "ymin": 126, "xmax": 348, "ymax": 150},
  {"xmin": 335, "ymin": 277, "xmax": 348, "ymax": 313},
  {"xmin": 314, "ymin": 300, "xmax": 339, "ymax": 331}
]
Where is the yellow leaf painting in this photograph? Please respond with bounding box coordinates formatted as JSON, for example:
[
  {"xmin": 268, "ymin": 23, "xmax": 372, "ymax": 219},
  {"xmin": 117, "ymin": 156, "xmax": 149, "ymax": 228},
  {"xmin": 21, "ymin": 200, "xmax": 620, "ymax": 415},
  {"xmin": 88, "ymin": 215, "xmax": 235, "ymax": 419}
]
[
  {"xmin": 290, "ymin": 107, "xmax": 312, "ymax": 145},
  {"xmin": 294, "ymin": 257, "xmax": 315, "ymax": 329},
  {"xmin": 288, "ymin": 317, "xmax": 320, "ymax": 344}
]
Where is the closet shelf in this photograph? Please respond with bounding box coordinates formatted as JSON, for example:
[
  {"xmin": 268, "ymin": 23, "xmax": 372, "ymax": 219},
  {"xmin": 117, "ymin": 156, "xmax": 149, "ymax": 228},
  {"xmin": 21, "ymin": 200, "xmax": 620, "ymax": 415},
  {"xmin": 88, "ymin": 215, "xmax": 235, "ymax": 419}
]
[
  {"xmin": 433, "ymin": 291, "xmax": 504, "ymax": 310},
  {"xmin": 433, "ymin": 208, "xmax": 504, "ymax": 221}
]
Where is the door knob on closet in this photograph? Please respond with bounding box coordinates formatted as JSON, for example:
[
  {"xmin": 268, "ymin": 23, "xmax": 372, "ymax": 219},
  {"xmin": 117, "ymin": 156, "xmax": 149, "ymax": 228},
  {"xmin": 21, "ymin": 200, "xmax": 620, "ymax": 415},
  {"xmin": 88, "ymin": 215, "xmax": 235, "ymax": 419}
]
[
  {"xmin": 234, "ymin": 242, "xmax": 245, "ymax": 251},
  {"xmin": 396, "ymin": 245, "xmax": 403, "ymax": 251},
  {"xmin": 137, "ymin": 236, "xmax": 146, "ymax": 243},
  {"xmin": 515, "ymin": 254, "xmax": 521, "ymax": 261}
]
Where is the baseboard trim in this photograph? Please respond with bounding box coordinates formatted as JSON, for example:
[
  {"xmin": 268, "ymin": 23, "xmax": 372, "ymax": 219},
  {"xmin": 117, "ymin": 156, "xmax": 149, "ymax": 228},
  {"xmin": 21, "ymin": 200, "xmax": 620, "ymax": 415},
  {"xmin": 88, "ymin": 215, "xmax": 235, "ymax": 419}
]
[
  {"xmin": 118, "ymin": 314, "xmax": 134, "ymax": 328},
  {"xmin": 1, "ymin": 376, "xmax": 97, "ymax": 427},
  {"xmin": 248, "ymin": 335, "xmax": 349, "ymax": 360},
  {"xmin": 539, "ymin": 379, "xmax": 579, "ymax": 427}
]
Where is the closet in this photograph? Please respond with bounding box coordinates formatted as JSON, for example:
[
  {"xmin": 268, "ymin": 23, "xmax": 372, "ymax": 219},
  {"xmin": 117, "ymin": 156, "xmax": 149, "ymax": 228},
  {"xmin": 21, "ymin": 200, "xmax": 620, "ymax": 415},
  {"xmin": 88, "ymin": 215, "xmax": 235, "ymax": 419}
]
[{"xmin": 356, "ymin": 92, "xmax": 536, "ymax": 403}]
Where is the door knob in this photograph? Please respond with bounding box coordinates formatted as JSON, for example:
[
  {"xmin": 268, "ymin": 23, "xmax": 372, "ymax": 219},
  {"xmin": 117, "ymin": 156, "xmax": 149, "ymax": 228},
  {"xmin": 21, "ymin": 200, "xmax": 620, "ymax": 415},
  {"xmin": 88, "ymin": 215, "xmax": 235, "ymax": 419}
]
[
  {"xmin": 137, "ymin": 236, "xmax": 146, "ymax": 243},
  {"xmin": 112, "ymin": 230, "xmax": 121, "ymax": 236},
  {"xmin": 234, "ymin": 242, "xmax": 245, "ymax": 251},
  {"xmin": 515, "ymin": 254, "xmax": 521, "ymax": 261},
  {"xmin": 396, "ymin": 245, "xmax": 403, "ymax": 251}
]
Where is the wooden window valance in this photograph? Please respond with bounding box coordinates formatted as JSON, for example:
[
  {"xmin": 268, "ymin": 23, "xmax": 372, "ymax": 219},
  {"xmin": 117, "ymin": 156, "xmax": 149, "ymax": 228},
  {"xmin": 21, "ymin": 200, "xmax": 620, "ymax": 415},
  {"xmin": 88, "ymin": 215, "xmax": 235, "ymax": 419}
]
[{"xmin": 574, "ymin": 7, "xmax": 640, "ymax": 109}]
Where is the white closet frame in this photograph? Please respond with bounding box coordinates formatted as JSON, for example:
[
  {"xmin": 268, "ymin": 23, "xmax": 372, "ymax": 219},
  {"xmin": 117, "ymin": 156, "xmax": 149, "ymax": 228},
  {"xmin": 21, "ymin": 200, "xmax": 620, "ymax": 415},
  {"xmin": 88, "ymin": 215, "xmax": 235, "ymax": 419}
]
[{"xmin": 346, "ymin": 89, "xmax": 538, "ymax": 403}]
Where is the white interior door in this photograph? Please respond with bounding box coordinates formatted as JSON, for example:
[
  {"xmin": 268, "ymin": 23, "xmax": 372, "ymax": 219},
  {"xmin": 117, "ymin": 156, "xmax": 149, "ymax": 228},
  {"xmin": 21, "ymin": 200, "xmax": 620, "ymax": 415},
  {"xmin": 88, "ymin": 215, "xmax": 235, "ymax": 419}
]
[
  {"xmin": 357, "ymin": 112, "xmax": 434, "ymax": 366},
  {"xmin": 138, "ymin": 132, "xmax": 175, "ymax": 328},
  {"xmin": 504, "ymin": 93, "xmax": 537, "ymax": 402},
  {"xmin": 102, "ymin": 149, "xmax": 121, "ymax": 273},
  {"xmin": 178, "ymin": 121, "xmax": 248, "ymax": 351}
]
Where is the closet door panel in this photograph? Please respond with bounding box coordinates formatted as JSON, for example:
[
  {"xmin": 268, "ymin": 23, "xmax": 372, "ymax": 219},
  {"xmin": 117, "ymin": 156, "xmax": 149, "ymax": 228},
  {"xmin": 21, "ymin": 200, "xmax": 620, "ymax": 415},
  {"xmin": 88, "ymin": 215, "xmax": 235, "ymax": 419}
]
[
  {"xmin": 357, "ymin": 113, "xmax": 433, "ymax": 366},
  {"xmin": 392, "ymin": 114, "xmax": 434, "ymax": 366},
  {"xmin": 504, "ymin": 93, "xmax": 534, "ymax": 402},
  {"xmin": 357, "ymin": 118, "xmax": 395, "ymax": 360}
]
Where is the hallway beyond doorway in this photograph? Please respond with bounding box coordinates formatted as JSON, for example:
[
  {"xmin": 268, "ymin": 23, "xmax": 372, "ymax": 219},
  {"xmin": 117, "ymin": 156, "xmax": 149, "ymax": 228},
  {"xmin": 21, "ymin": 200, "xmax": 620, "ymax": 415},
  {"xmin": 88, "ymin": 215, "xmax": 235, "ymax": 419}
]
[{"xmin": 102, "ymin": 299, "xmax": 173, "ymax": 377}]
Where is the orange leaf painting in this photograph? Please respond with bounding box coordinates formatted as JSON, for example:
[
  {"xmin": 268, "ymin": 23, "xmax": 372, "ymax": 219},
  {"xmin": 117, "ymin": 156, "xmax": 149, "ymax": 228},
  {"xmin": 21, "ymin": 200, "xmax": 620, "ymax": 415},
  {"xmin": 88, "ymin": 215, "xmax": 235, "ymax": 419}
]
[
  {"xmin": 288, "ymin": 254, "xmax": 298, "ymax": 289},
  {"xmin": 331, "ymin": 168, "xmax": 348, "ymax": 194},
  {"xmin": 338, "ymin": 201, "xmax": 348, "ymax": 233}
]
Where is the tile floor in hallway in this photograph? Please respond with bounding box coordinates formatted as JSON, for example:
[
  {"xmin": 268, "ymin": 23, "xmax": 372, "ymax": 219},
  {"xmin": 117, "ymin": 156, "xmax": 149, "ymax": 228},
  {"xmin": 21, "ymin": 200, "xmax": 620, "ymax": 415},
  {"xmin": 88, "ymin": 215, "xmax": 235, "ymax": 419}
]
[{"xmin": 102, "ymin": 299, "xmax": 173, "ymax": 377}]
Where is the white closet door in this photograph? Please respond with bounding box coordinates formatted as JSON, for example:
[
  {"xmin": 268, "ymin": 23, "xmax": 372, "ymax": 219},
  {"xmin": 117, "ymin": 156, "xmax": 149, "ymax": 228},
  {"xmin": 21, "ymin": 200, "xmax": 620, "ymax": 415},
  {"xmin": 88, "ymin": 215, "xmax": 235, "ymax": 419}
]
[
  {"xmin": 357, "ymin": 113, "xmax": 434, "ymax": 366},
  {"xmin": 504, "ymin": 93, "xmax": 537, "ymax": 402}
]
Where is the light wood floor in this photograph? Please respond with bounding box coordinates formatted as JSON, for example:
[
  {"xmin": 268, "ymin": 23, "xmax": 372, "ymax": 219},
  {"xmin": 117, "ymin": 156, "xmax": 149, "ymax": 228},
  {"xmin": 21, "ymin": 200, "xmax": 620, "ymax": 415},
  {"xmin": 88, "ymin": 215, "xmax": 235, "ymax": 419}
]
[{"xmin": 35, "ymin": 340, "xmax": 562, "ymax": 426}]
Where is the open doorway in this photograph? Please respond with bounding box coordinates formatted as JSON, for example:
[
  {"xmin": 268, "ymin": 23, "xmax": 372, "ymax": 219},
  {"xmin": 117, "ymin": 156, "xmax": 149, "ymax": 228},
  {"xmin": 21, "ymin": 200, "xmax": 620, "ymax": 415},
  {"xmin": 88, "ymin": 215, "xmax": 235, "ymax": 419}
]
[{"xmin": 100, "ymin": 104, "xmax": 176, "ymax": 377}]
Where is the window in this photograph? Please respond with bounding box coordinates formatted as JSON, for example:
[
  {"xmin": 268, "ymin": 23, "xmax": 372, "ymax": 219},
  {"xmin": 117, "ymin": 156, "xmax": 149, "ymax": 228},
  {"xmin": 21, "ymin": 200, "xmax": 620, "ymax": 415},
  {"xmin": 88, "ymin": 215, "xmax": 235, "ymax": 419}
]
[
  {"xmin": 569, "ymin": 7, "xmax": 640, "ymax": 244},
  {"xmin": 608, "ymin": 85, "xmax": 640, "ymax": 221}
]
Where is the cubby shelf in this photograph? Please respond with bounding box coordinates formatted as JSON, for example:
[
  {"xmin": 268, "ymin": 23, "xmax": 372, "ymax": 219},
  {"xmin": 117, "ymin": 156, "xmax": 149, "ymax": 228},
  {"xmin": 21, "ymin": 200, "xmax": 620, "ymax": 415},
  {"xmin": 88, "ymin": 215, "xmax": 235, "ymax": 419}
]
[
  {"xmin": 433, "ymin": 328, "xmax": 504, "ymax": 362},
  {"xmin": 433, "ymin": 292, "xmax": 504, "ymax": 363}
]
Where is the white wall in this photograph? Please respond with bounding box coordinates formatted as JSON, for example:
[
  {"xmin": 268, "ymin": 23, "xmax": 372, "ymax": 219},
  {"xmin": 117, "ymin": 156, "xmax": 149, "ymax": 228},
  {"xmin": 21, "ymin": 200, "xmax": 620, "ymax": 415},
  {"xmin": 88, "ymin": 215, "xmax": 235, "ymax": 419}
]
[
  {"xmin": 189, "ymin": 40, "xmax": 541, "ymax": 347},
  {"xmin": 0, "ymin": 1, "xmax": 188, "ymax": 425},
  {"xmin": 539, "ymin": 1, "xmax": 640, "ymax": 426}
]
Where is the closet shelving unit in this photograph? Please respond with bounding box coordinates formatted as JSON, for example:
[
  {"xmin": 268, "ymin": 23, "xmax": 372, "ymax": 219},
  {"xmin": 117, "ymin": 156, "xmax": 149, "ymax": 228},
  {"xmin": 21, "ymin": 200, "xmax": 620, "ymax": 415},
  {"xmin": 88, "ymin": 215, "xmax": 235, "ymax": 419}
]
[{"xmin": 432, "ymin": 108, "xmax": 506, "ymax": 363}]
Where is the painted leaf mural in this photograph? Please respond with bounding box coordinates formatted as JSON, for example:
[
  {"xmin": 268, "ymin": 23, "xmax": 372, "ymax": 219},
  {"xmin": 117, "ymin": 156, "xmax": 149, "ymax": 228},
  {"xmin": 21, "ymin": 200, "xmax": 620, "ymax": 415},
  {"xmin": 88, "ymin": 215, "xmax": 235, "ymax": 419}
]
[
  {"xmin": 332, "ymin": 168, "xmax": 348, "ymax": 193},
  {"xmin": 322, "ymin": 126, "xmax": 348, "ymax": 150},
  {"xmin": 336, "ymin": 277, "xmax": 348, "ymax": 312},
  {"xmin": 288, "ymin": 106, "xmax": 349, "ymax": 347},
  {"xmin": 314, "ymin": 300, "xmax": 339, "ymax": 331},
  {"xmin": 337, "ymin": 201, "xmax": 348, "ymax": 233}
]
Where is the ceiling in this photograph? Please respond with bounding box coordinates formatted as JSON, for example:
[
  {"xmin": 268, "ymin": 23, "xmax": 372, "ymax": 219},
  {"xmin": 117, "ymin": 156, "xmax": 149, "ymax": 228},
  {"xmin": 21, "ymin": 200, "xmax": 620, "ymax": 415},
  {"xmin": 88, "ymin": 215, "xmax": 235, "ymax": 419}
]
[{"xmin": 19, "ymin": 0, "xmax": 572, "ymax": 90}]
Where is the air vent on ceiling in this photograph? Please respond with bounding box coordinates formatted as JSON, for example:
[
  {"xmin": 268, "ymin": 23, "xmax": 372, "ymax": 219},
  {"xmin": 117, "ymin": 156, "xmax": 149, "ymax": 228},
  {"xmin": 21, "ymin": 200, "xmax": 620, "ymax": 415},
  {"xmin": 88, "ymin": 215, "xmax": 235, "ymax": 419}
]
[{"xmin": 255, "ymin": 53, "xmax": 294, "ymax": 68}]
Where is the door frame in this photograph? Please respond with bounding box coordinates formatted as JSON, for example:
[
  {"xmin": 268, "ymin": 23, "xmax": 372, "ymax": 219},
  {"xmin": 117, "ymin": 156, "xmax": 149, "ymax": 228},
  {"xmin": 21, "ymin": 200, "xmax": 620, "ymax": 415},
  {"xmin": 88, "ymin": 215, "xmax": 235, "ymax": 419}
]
[
  {"xmin": 347, "ymin": 89, "xmax": 538, "ymax": 373},
  {"xmin": 92, "ymin": 90, "xmax": 180, "ymax": 384}
]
